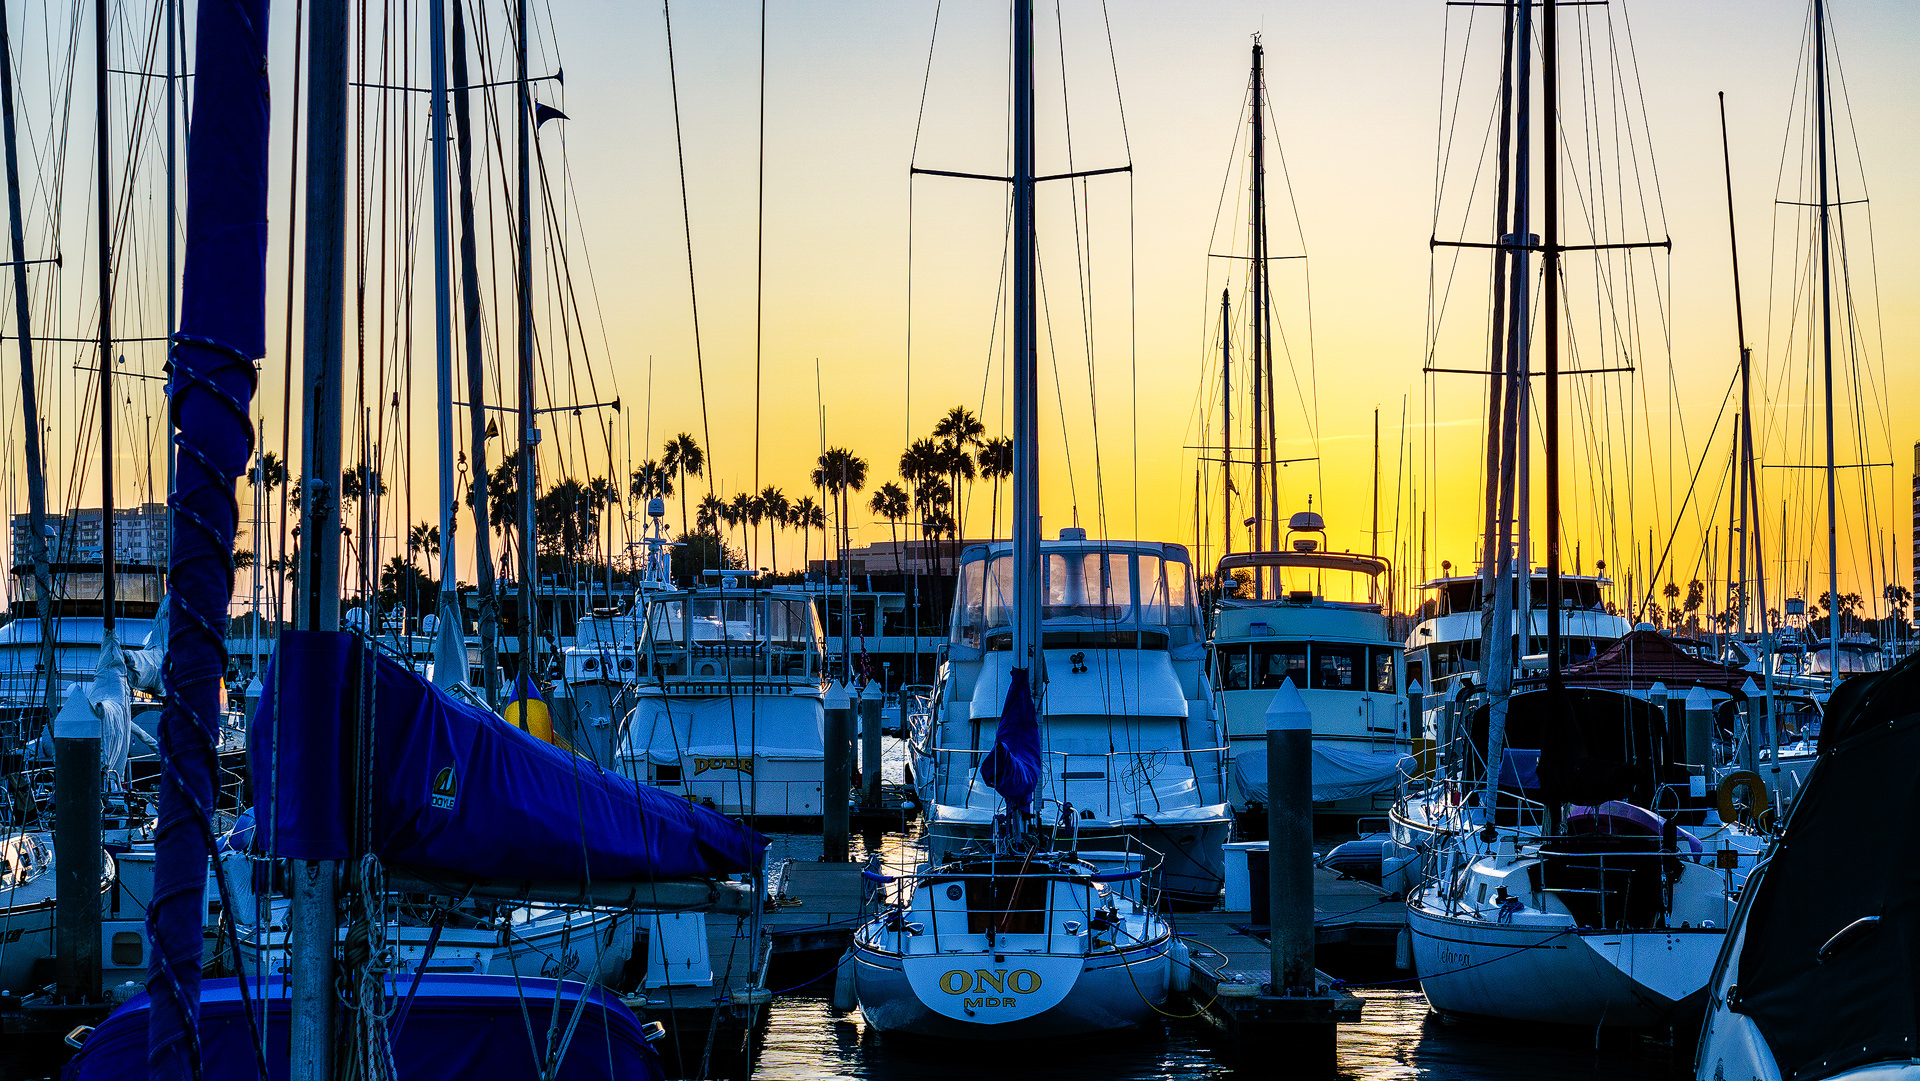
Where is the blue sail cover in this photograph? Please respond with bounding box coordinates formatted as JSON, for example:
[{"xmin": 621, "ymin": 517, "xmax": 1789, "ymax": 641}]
[
  {"xmin": 251, "ymin": 632, "xmax": 766, "ymax": 880},
  {"xmin": 979, "ymin": 666, "xmax": 1042, "ymax": 813},
  {"xmin": 149, "ymin": 0, "xmax": 270, "ymax": 1076},
  {"xmin": 63, "ymin": 975, "xmax": 664, "ymax": 1081}
]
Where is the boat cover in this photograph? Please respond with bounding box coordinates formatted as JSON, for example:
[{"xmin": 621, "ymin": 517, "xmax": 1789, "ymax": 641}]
[
  {"xmin": 250, "ymin": 631, "xmax": 766, "ymax": 881},
  {"xmin": 62, "ymin": 975, "xmax": 663, "ymax": 1081},
  {"xmin": 1231, "ymin": 742, "xmax": 1412, "ymax": 804},
  {"xmin": 980, "ymin": 666, "xmax": 1041, "ymax": 812},
  {"xmin": 1729, "ymin": 650, "xmax": 1920, "ymax": 1081}
]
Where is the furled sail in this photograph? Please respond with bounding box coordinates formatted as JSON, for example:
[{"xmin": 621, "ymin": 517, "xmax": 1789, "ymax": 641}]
[
  {"xmin": 251, "ymin": 631, "xmax": 766, "ymax": 881},
  {"xmin": 979, "ymin": 665, "xmax": 1042, "ymax": 813}
]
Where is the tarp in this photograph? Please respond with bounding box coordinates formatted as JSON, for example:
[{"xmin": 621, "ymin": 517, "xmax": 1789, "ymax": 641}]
[
  {"xmin": 979, "ymin": 666, "xmax": 1041, "ymax": 813},
  {"xmin": 251, "ymin": 631, "xmax": 766, "ymax": 882},
  {"xmin": 1730, "ymin": 649, "xmax": 1920, "ymax": 1081},
  {"xmin": 1231, "ymin": 741, "xmax": 1412, "ymax": 804},
  {"xmin": 1560, "ymin": 628, "xmax": 1753, "ymax": 695},
  {"xmin": 63, "ymin": 975, "xmax": 663, "ymax": 1081}
]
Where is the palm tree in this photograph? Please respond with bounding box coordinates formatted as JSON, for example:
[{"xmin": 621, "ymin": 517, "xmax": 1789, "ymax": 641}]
[
  {"xmin": 789, "ymin": 496, "xmax": 825, "ymax": 573},
  {"xmin": 869, "ymin": 482, "xmax": 910, "ymax": 572},
  {"xmin": 757, "ymin": 486, "xmax": 791, "ymax": 573},
  {"xmin": 483, "ymin": 453, "xmax": 523, "ymax": 572},
  {"xmin": 696, "ymin": 492, "xmax": 727, "ymax": 537},
  {"xmin": 811, "ymin": 448, "xmax": 868, "ymax": 576},
  {"xmin": 978, "ymin": 436, "xmax": 1012, "ymax": 538},
  {"xmin": 661, "ymin": 433, "xmax": 704, "ymax": 534},
  {"xmin": 629, "ymin": 458, "xmax": 673, "ymax": 502},
  {"xmin": 407, "ymin": 522, "xmax": 441, "ymax": 579},
  {"xmin": 727, "ymin": 491, "xmax": 757, "ymax": 567}
]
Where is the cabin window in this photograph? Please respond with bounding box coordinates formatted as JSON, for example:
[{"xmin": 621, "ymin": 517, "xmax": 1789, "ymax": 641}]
[
  {"xmin": 653, "ymin": 763, "xmax": 682, "ymax": 784},
  {"xmin": 1369, "ymin": 647, "xmax": 1398, "ymax": 694},
  {"xmin": 1251, "ymin": 643, "xmax": 1309, "ymax": 689},
  {"xmin": 1217, "ymin": 646, "xmax": 1251, "ymax": 690},
  {"xmin": 954, "ymin": 559, "xmax": 986, "ymax": 645},
  {"xmin": 1312, "ymin": 644, "xmax": 1363, "ymax": 691}
]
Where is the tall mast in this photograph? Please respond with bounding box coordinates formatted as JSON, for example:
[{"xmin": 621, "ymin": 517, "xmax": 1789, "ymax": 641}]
[
  {"xmin": 427, "ymin": 0, "xmax": 460, "ymax": 684},
  {"xmin": 516, "ymin": 0, "xmax": 538, "ymax": 680},
  {"xmin": 1476, "ymin": 0, "xmax": 1517, "ymax": 700},
  {"xmin": 1479, "ymin": 0, "xmax": 1533, "ymax": 819},
  {"xmin": 1248, "ymin": 39, "xmax": 1266, "ymax": 559},
  {"xmin": 291, "ymin": 0, "xmax": 349, "ymax": 1071},
  {"xmin": 1220, "ymin": 287, "xmax": 1231, "ymax": 557},
  {"xmin": 95, "ymin": 0, "xmax": 115, "ymax": 633},
  {"xmin": 0, "ymin": 0, "xmax": 58, "ymax": 719},
  {"xmin": 1543, "ymin": 0, "xmax": 1563, "ymax": 701},
  {"xmin": 453, "ymin": 1, "xmax": 500, "ymax": 705},
  {"xmin": 1011, "ymin": 0, "xmax": 1039, "ymax": 677},
  {"xmin": 1812, "ymin": 0, "xmax": 1839, "ymax": 684}
]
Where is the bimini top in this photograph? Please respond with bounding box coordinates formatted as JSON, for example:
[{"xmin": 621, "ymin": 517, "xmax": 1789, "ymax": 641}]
[{"xmin": 949, "ymin": 535, "xmax": 1201, "ymax": 649}]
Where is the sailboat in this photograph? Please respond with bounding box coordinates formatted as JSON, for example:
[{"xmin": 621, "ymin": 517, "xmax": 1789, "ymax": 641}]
[{"xmin": 1399, "ymin": 0, "xmax": 1769, "ymax": 1029}]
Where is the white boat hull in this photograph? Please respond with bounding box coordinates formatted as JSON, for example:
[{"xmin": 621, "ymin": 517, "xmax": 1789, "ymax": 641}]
[
  {"xmin": 853, "ymin": 939, "xmax": 1169, "ymax": 1039},
  {"xmin": 1408, "ymin": 899, "xmax": 1721, "ymax": 1027}
]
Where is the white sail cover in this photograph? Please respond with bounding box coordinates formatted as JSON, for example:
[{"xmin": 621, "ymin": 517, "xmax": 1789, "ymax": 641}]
[{"xmin": 1232, "ymin": 742, "xmax": 1411, "ymax": 804}]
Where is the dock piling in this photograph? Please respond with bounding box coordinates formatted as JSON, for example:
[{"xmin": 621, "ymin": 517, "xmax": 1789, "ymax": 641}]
[
  {"xmin": 824, "ymin": 681, "xmax": 851, "ymax": 862},
  {"xmin": 859, "ymin": 680, "xmax": 882, "ymax": 808}
]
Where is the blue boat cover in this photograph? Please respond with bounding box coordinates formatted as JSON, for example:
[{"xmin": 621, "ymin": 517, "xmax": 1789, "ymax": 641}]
[
  {"xmin": 149, "ymin": 0, "xmax": 271, "ymax": 1075},
  {"xmin": 980, "ymin": 666, "xmax": 1041, "ymax": 813},
  {"xmin": 251, "ymin": 631, "xmax": 766, "ymax": 880},
  {"xmin": 63, "ymin": 975, "xmax": 663, "ymax": 1081}
]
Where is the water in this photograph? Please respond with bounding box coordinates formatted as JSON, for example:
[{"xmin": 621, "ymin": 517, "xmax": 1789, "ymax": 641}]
[{"xmin": 746, "ymin": 993, "xmax": 1688, "ymax": 1080}]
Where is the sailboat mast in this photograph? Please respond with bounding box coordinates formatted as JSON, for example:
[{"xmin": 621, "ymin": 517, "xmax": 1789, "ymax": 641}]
[
  {"xmin": 1543, "ymin": 0, "xmax": 1563, "ymax": 696},
  {"xmin": 0, "ymin": 0, "xmax": 58, "ymax": 718},
  {"xmin": 292, "ymin": 0, "xmax": 350, "ymax": 1070},
  {"xmin": 516, "ymin": 0, "xmax": 539, "ymax": 680},
  {"xmin": 429, "ymin": 0, "xmax": 459, "ymax": 655},
  {"xmin": 95, "ymin": 0, "xmax": 115, "ymax": 633},
  {"xmin": 1220, "ymin": 287, "xmax": 1231, "ymax": 557},
  {"xmin": 1476, "ymin": 0, "xmax": 1516, "ymax": 694},
  {"xmin": 1011, "ymin": 0, "xmax": 1039, "ymax": 676},
  {"xmin": 1248, "ymin": 39, "xmax": 1266, "ymax": 559},
  {"xmin": 1812, "ymin": 0, "xmax": 1839, "ymax": 683},
  {"xmin": 454, "ymin": 2, "xmax": 501, "ymax": 705}
]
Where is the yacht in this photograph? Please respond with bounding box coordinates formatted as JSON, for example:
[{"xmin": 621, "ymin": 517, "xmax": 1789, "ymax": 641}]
[
  {"xmin": 912, "ymin": 530, "xmax": 1230, "ymax": 907},
  {"xmin": 1211, "ymin": 511, "xmax": 1409, "ymax": 824},
  {"xmin": 618, "ymin": 569, "xmax": 830, "ymax": 821}
]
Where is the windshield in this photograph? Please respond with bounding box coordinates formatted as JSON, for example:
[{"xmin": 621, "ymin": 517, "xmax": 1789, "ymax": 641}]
[{"xmin": 950, "ymin": 547, "xmax": 1200, "ymax": 646}]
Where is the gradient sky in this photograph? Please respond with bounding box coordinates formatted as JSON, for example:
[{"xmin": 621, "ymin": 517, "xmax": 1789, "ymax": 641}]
[{"xmin": 4, "ymin": 0, "xmax": 1916, "ymax": 619}]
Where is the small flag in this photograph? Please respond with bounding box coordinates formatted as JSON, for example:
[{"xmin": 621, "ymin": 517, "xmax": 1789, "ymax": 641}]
[
  {"xmin": 534, "ymin": 102, "xmax": 569, "ymax": 127},
  {"xmin": 503, "ymin": 672, "xmax": 556, "ymax": 745}
]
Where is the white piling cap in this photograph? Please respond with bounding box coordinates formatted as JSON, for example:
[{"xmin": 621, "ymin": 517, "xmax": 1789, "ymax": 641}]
[
  {"xmin": 861, "ymin": 680, "xmax": 883, "ymax": 701},
  {"xmin": 1741, "ymin": 677, "xmax": 1762, "ymax": 697},
  {"xmin": 1265, "ymin": 678, "xmax": 1312, "ymax": 732},
  {"xmin": 1685, "ymin": 685, "xmax": 1713, "ymax": 711},
  {"xmin": 826, "ymin": 681, "xmax": 850, "ymax": 710},
  {"xmin": 1648, "ymin": 681, "xmax": 1668, "ymax": 700}
]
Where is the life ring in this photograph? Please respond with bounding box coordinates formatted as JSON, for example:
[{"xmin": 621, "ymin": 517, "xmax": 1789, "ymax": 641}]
[{"xmin": 1717, "ymin": 770, "xmax": 1770, "ymax": 824}]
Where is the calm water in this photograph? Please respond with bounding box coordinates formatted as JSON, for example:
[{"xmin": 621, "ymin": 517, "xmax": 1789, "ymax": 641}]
[{"xmin": 745, "ymin": 992, "xmax": 1688, "ymax": 1080}]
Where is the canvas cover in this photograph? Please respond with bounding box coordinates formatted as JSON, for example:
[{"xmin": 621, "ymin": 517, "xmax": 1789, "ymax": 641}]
[
  {"xmin": 1231, "ymin": 742, "xmax": 1412, "ymax": 804},
  {"xmin": 1730, "ymin": 651, "xmax": 1920, "ymax": 1081},
  {"xmin": 63, "ymin": 975, "xmax": 663, "ymax": 1081},
  {"xmin": 250, "ymin": 631, "xmax": 766, "ymax": 882}
]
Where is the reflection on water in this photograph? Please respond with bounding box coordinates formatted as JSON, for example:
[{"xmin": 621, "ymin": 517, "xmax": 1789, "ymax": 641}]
[{"xmin": 749, "ymin": 992, "xmax": 1684, "ymax": 1081}]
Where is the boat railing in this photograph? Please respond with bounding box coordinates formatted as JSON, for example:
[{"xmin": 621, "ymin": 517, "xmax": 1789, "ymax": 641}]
[
  {"xmin": 928, "ymin": 742, "xmax": 1231, "ymax": 814},
  {"xmin": 860, "ymin": 839, "xmax": 1164, "ymax": 955}
]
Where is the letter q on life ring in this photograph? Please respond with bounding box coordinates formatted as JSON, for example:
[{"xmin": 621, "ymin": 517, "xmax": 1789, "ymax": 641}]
[{"xmin": 1717, "ymin": 770, "xmax": 1769, "ymax": 824}]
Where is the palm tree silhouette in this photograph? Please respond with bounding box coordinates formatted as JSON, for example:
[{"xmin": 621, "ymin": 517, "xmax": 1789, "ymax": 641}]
[
  {"xmin": 757, "ymin": 486, "xmax": 791, "ymax": 573},
  {"xmin": 869, "ymin": 482, "xmax": 910, "ymax": 572},
  {"xmin": 661, "ymin": 433, "xmax": 704, "ymax": 534},
  {"xmin": 789, "ymin": 497, "xmax": 825, "ymax": 574},
  {"xmin": 812, "ymin": 448, "xmax": 868, "ymax": 576},
  {"xmin": 696, "ymin": 493, "xmax": 727, "ymax": 537},
  {"xmin": 978, "ymin": 436, "xmax": 1012, "ymax": 539}
]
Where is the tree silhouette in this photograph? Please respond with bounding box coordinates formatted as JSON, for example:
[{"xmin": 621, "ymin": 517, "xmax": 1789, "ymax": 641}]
[
  {"xmin": 869, "ymin": 482, "xmax": 910, "ymax": 572},
  {"xmin": 661, "ymin": 433, "xmax": 704, "ymax": 534},
  {"xmin": 757, "ymin": 486, "xmax": 791, "ymax": 573},
  {"xmin": 812, "ymin": 448, "xmax": 868, "ymax": 575},
  {"xmin": 789, "ymin": 496, "xmax": 825, "ymax": 573}
]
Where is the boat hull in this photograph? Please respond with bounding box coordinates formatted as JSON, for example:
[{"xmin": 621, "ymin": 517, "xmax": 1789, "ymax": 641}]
[
  {"xmin": 1408, "ymin": 899, "xmax": 1721, "ymax": 1027},
  {"xmin": 852, "ymin": 939, "xmax": 1169, "ymax": 1040}
]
